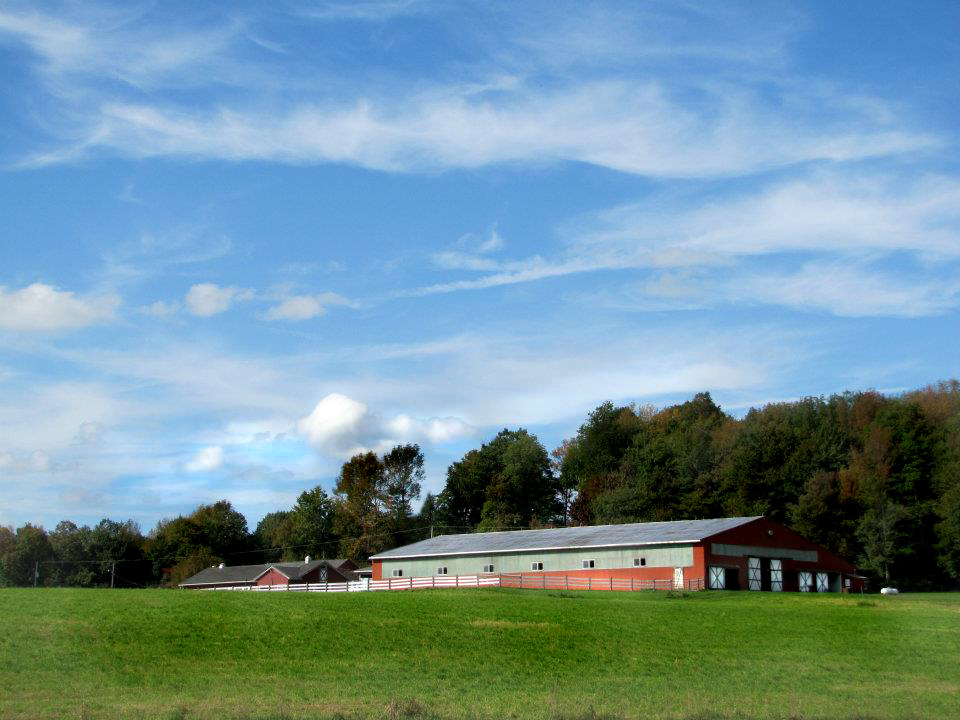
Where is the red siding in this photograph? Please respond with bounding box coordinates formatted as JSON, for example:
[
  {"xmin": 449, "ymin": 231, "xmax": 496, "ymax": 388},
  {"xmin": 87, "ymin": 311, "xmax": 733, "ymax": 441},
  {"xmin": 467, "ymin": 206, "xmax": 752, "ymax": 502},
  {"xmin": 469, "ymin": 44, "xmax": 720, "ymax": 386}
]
[
  {"xmin": 705, "ymin": 517, "xmax": 856, "ymax": 574},
  {"xmin": 255, "ymin": 567, "xmax": 290, "ymax": 586}
]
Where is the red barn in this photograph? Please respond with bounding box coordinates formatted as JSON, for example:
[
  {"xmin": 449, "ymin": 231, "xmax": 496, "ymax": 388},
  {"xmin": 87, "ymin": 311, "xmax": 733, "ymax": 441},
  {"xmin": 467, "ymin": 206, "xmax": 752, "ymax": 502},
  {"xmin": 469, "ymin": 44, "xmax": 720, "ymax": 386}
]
[{"xmin": 179, "ymin": 557, "xmax": 357, "ymax": 590}]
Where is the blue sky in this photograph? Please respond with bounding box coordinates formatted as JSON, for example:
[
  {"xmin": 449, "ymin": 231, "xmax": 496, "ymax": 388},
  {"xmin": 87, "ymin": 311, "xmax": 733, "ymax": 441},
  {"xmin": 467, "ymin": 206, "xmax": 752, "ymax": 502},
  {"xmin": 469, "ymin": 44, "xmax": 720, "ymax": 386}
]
[{"xmin": 1, "ymin": 1, "xmax": 958, "ymax": 532}]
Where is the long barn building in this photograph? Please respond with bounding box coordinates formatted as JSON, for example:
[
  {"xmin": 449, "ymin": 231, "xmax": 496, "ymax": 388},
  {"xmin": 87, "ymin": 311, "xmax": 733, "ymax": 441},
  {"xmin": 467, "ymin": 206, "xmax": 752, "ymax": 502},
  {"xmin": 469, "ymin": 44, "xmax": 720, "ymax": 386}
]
[{"xmin": 370, "ymin": 516, "xmax": 864, "ymax": 592}]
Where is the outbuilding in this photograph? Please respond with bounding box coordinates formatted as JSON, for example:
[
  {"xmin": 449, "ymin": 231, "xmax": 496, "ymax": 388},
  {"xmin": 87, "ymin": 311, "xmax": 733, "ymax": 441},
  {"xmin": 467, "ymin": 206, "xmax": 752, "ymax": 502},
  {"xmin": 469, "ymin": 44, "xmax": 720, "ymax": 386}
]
[
  {"xmin": 370, "ymin": 516, "xmax": 864, "ymax": 592},
  {"xmin": 179, "ymin": 557, "xmax": 357, "ymax": 590}
]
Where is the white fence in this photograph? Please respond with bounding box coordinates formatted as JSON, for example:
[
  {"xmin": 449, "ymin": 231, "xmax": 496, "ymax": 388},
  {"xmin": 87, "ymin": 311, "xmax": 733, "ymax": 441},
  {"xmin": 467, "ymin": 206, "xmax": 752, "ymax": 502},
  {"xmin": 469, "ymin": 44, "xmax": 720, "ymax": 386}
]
[
  {"xmin": 205, "ymin": 574, "xmax": 503, "ymax": 593},
  {"xmin": 203, "ymin": 573, "xmax": 703, "ymax": 594}
]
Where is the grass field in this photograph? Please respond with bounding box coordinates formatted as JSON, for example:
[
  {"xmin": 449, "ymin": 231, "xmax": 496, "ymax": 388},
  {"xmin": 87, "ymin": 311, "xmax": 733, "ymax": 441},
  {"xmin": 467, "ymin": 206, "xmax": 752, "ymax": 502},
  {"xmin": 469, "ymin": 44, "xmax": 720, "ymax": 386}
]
[{"xmin": 0, "ymin": 587, "xmax": 957, "ymax": 720}]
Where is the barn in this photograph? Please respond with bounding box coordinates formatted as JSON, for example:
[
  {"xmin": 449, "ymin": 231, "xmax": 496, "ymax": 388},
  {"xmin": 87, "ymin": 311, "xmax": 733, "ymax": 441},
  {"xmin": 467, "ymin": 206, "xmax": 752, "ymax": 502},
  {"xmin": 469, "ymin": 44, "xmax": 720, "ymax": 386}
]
[
  {"xmin": 179, "ymin": 557, "xmax": 357, "ymax": 590},
  {"xmin": 370, "ymin": 516, "xmax": 864, "ymax": 592}
]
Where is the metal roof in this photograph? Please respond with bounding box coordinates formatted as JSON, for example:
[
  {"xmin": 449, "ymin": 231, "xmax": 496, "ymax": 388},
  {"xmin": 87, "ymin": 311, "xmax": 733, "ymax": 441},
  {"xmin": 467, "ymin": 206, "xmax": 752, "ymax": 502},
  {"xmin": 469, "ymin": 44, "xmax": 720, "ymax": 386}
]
[{"xmin": 370, "ymin": 517, "xmax": 761, "ymax": 560}]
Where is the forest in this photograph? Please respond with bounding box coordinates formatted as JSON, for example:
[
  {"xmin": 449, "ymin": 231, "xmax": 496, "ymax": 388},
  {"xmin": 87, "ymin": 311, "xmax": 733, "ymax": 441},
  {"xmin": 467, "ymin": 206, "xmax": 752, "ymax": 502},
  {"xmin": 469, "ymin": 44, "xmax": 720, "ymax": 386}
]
[{"xmin": 2, "ymin": 380, "xmax": 958, "ymax": 590}]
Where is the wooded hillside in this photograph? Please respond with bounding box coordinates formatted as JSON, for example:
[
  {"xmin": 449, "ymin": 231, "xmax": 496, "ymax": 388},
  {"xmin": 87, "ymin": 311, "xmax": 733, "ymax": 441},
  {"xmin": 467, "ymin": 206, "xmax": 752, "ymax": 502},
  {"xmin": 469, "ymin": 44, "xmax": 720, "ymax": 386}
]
[{"xmin": 3, "ymin": 381, "xmax": 958, "ymax": 590}]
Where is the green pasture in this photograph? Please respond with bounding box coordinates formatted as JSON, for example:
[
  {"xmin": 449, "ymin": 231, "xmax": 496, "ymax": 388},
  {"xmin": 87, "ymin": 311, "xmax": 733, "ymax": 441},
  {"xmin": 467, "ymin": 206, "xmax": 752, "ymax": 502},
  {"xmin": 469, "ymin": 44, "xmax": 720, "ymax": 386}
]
[{"xmin": 0, "ymin": 587, "xmax": 957, "ymax": 720}]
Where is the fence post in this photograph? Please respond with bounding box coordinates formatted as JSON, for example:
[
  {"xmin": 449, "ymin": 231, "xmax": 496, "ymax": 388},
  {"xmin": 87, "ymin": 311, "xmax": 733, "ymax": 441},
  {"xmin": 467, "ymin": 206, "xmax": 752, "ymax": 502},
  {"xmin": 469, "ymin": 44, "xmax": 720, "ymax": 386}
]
[
  {"xmin": 565, "ymin": 575, "xmax": 569, "ymax": 590},
  {"xmin": 588, "ymin": 577, "xmax": 592, "ymax": 591}
]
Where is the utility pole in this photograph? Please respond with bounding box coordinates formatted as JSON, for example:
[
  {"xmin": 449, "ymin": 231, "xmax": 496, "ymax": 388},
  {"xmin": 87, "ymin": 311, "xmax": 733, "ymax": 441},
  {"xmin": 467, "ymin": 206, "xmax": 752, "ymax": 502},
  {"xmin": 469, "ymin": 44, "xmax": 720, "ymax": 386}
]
[
  {"xmin": 34, "ymin": 561, "xmax": 39, "ymax": 588},
  {"xmin": 110, "ymin": 561, "xmax": 115, "ymax": 589},
  {"xmin": 430, "ymin": 524, "xmax": 433, "ymax": 538}
]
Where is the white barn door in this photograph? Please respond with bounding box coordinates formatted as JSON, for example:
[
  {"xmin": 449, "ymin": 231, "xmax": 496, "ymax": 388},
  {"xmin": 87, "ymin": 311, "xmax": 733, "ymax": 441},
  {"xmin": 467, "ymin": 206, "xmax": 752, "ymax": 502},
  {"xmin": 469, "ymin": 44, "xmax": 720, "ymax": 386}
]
[
  {"xmin": 748, "ymin": 557, "xmax": 761, "ymax": 590},
  {"xmin": 770, "ymin": 559, "xmax": 783, "ymax": 592},
  {"xmin": 798, "ymin": 571, "xmax": 812, "ymax": 592},
  {"xmin": 673, "ymin": 567, "xmax": 684, "ymax": 590},
  {"xmin": 709, "ymin": 566, "xmax": 725, "ymax": 589}
]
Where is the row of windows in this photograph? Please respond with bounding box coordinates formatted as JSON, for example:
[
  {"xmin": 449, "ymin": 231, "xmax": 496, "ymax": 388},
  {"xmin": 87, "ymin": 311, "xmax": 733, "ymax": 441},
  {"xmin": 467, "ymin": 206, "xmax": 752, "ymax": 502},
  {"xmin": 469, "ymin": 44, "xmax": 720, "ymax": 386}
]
[{"xmin": 390, "ymin": 557, "xmax": 649, "ymax": 576}]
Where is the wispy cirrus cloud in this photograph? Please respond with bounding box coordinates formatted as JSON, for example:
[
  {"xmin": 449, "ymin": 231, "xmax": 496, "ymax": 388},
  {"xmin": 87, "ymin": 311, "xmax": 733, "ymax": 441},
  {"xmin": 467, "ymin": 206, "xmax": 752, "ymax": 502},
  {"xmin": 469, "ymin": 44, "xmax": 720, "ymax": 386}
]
[
  {"xmin": 411, "ymin": 170, "xmax": 960, "ymax": 317},
  {"xmin": 25, "ymin": 81, "xmax": 933, "ymax": 175},
  {"xmin": 0, "ymin": 4, "xmax": 937, "ymax": 176}
]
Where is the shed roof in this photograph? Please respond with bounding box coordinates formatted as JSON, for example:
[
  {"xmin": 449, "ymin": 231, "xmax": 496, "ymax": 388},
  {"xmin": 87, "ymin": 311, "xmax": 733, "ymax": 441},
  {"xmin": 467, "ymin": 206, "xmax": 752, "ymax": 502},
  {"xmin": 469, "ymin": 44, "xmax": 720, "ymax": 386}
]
[{"xmin": 370, "ymin": 517, "xmax": 761, "ymax": 560}]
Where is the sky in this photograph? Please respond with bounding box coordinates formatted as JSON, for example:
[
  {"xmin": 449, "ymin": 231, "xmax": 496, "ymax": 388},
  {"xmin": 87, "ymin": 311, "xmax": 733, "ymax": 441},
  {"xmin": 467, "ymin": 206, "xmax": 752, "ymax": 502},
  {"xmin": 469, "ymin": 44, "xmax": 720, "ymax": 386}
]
[{"xmin": 1, "ymin": 0, "xmax": 958, "ymax": 533}]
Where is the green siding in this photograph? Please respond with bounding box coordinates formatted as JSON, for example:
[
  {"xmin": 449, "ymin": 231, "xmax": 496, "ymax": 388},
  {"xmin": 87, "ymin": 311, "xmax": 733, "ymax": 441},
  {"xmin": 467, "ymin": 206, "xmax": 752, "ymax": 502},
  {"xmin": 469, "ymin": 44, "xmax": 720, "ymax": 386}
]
[{"xmin": 380, "ymin": 545, "xmax": 694, "ymax": 578}]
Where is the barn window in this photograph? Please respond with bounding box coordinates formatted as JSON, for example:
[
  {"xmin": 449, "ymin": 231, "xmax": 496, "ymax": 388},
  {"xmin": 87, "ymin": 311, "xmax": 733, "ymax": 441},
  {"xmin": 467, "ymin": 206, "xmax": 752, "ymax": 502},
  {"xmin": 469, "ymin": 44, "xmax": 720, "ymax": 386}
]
[
  {"xmin": 531, "ymin": 561, "xmax": 543, "ymax": 571},
  {"xmin": 482, "ymin": 564, "xmax": 495, "ymax": 573},
  {"xmin": 633, "ymin": 558, "xmax": 646, "ymax": 567},
  {"xmin": 392, "ymin": 569, "xmax": 403, "ymax": 577},
  {"xmin": 437, "ymin": 566, "xmax": 448, "ymax": 575},
  {"xmin": 582, "ymin": 559, "xmax": 595, "ymax": 569}
]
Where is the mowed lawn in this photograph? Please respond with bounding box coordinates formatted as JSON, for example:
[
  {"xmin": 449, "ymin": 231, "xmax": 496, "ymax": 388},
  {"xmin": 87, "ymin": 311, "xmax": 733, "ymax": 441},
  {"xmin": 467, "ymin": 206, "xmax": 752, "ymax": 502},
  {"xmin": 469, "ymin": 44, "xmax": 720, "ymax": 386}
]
[{"xmin": 0, "ymin": 587, "xmax": 957, "ymax": 720}]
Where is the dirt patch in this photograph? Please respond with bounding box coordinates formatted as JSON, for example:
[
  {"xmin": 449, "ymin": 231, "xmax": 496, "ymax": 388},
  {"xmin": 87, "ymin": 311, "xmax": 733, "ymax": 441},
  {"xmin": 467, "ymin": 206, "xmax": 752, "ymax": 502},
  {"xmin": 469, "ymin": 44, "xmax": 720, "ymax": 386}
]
[{"xmin": 470, "ymin": 618, "xmax": 553, "ymax": 630}]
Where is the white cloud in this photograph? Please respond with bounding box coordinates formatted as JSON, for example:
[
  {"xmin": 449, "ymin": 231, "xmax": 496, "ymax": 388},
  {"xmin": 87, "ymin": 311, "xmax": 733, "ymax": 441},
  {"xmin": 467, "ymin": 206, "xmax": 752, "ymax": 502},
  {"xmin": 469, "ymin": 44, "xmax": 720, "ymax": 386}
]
[
  {"xmin": 139, "ymin": 300, "xmax": 179, "ymax": 317},
  {"xmin": 297, "ymin": 392, "xmax": 474, "ymax": 458},
  {"xmin": 0, "ymin": 283, "xmax": 118, "ymax": 331},
  {"xmin": 297, "ymin": 393, "xmax": 372, "ymax": 455},
  {"xmin": 185, "ymin": 283, "xmax": 253, "ymax": 317},
  {"xmin": 386, "ymin": 414, "xmax": 474, "ymax": 444},
  {"xmin": 185, "ymin": 445, "xmax": 224, "ymax": 472},
  {"xmin": 411, "ymin": 170, "xmax": 960, "ymax": 317},
  {"xmin": 0, "ymin": 449, "xmax": 51, "ymax": 473},
  {"xmin": 0, "ymin": 4, "xmax": 938, "ymax": 177},
  {"xmin": 47, "ymin": 80, "xmax": 932, "ymax": 177},
  {"xmin": 263, "ymin": 292, "xmax": 350, "ymax": 321}
]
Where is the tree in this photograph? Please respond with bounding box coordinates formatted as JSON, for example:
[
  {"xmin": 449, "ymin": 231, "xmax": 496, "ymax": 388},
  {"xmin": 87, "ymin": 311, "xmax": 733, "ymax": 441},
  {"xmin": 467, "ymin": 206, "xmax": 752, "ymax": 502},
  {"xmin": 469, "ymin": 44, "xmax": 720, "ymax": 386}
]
[
  {"xmin": 189, "ymin": 501, "xmax": 249, "ymax": 559},
  {"xmin": 382, "ymin": 443, "xmax": 424, "ymax": 523},
  {"xmin": 478, "ymin": 429, "xmax": 556, "ymax": 529},
  {"xmin": 0, "ymin": 524, "xmax": 52, "ymax": 586},
  {"xmin": 437, "ymin": 449, "xmax": 490, "ymax": 528},
  {"xmin": 551, "ymin": 441, "xmax": 577, "ymax": 526},
  {"xmin": 290, "ymin": 486, "xmax": 337, "ymax": 559},
  {"xmin": 48, "ymin": 521, "xmax": 95, "ymax": 586},
  {"xmin": 334, "ymin": 451, "xmax": 391, "ymax": 562},
  {"xmin": 438, "ymin": 429, "xmax": 556, "ymax": 531},
  {"xmin": 253, "ymin": 511, "xmax": 296, "ymax": 562}
]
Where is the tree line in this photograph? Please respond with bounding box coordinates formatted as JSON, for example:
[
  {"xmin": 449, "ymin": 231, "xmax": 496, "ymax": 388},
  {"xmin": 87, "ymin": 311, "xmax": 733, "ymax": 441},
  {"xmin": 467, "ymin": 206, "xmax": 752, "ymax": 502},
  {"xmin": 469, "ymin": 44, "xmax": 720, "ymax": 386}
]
[{"xmin": 3, "ymin": 381, "xmax": 959, "ymax": 589}]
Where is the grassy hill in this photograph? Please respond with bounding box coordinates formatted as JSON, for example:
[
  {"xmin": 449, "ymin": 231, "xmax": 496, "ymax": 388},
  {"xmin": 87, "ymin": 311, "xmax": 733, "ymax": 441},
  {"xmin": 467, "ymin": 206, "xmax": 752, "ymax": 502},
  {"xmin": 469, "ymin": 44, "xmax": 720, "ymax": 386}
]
[{"xmin": 0, "ymin": 587, "xmax": 957, "ymax": 720}]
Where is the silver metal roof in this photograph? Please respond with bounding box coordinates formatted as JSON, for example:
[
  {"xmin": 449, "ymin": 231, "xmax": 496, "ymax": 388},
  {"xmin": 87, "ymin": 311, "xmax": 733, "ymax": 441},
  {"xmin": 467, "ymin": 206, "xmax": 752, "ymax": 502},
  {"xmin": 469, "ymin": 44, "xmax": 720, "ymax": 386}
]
[{"xmin": 371, "ymin": 516, "xmax": 761, "ymax": 560}]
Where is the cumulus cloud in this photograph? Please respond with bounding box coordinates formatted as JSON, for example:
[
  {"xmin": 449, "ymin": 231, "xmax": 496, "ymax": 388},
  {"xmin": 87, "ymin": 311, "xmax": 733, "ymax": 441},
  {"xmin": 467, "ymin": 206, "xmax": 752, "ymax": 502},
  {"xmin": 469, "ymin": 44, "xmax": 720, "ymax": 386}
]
[
  {"xmin": 0, "ymin": 283, "xmax": 118, "ymax": 331},
  {"xmin": 263, "ymin": 292, "xmax": 351, "ymax": 321},
  {"xmin": 185, "ymin": 445, "xmax": 224, "ymax": 472},
  {"xmin": 297, "ymin": 392, "xmax": 473, "ymax": 457},
  {"xmin": 185, "ymin": 283, "xmax": 253, "ymax": 317}
]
